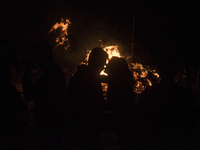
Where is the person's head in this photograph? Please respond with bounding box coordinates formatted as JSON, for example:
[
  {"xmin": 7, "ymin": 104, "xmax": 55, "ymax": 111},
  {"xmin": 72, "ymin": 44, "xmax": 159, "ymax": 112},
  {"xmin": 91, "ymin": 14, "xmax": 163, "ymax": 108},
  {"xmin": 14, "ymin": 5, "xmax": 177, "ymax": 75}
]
[
  {"xmin": 88, "ymin": 47, "xmax": 108, "ymax": 74},
  {"xmin": 31, "ymin": 40, "xmax": 54, "ymax": 67},
  {"xmin": 105, "ymin": 57, "xmax": 132, "ymax": 79}
]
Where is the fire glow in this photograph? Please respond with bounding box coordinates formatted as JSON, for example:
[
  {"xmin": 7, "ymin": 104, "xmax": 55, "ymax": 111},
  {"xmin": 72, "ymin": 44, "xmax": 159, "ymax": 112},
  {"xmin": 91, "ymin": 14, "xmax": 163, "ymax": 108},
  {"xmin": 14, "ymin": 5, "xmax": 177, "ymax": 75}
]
[
  {"xmin": 49, "ymin": 18, "xmax": 71, "ymax": 50},
  {"xmin": 85, "ymin": 45, "xmax": 121, "ymax": 62},
  {"xmin": 84, "ymin": 44, "xmax": 160, "ymax": 94},
  {"xmin": 84, "ymin": 45, "xmax": 121, "ymax": 76},
  {"xmin": 49, "ymin": 18, "xmax": 160, "ymax": 94}
]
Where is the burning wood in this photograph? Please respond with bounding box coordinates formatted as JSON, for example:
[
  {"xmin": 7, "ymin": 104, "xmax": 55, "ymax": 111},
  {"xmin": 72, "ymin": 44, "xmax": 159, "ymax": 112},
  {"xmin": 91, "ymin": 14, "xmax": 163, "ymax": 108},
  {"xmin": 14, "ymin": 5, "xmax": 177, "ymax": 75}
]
[
  {"xmin": 49, "ymin": 18, "xmax": 71, "ymax": 50},
  {"xmin": 130, "ymin": 62, "xmax": 160, "ymax": 94}
]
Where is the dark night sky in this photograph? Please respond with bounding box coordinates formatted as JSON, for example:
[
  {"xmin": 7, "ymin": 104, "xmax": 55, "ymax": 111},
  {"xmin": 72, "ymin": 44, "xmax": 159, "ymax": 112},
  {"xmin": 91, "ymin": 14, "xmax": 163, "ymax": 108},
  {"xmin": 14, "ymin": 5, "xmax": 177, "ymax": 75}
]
[{"xmin": 0, "ymin": 0, "xmax": 199, "ymax": 68}]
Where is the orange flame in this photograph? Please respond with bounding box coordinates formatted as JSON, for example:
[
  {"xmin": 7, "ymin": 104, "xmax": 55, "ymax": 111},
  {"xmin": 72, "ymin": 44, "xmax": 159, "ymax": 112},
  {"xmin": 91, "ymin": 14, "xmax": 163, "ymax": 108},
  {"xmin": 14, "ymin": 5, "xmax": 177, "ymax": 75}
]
[
  {"xmin": 134, "ymin": 81, "xmax": 145, "ymax": 94},
  {"xmin": 103, "ymin": 45, "xmax": 121, "ymax": 59},
  {"xmin": 131, "ymin": 63, "xmax": 148, "ymax": 78},
  {"xmin": 49, "ymin": 18, "xmax": 71, "ymax": 50},
  {"xmin": 83, "ymin": 43, "xmax": 159, "ymax": 94},
  {"xmin": 84, "ymin": 45, "xmax": 121, "ymax": 76},
  {"xmin": 101, "ymin": 45, "xmax": 121, "ymax": 75},
  {"xmin": 84, "ymin": 45, "xmax": 121, "ymax": 62}
]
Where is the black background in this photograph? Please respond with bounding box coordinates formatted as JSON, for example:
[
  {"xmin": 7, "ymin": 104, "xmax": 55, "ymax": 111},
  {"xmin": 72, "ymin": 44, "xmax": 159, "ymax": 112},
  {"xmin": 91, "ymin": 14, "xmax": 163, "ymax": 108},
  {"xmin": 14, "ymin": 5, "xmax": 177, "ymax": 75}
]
[{"xmin": 0, "ymin": 0, "xmax": 199, "ymax": 69}]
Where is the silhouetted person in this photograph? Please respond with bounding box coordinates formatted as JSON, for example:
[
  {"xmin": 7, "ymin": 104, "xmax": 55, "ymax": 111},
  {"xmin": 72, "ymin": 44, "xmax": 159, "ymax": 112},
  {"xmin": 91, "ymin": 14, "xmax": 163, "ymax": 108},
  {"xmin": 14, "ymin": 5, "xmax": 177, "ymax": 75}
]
[
  {"xmin": 67, "ymin": 47, "xmax": 108, "ymax": 150},
  {"xmin": 137, "ymin": 61, "xmax": 197, "ymax": 150},
  {"xmin": 22, "ymin": 40, "xmax": 66, "ymax": 150},
  {"xmin": 0, "ymin": 63, "xmax": 28, "ymax": 150},
  {"xmin": 105, "ymin": 57, "xmax": 136, "ymax": 148}
]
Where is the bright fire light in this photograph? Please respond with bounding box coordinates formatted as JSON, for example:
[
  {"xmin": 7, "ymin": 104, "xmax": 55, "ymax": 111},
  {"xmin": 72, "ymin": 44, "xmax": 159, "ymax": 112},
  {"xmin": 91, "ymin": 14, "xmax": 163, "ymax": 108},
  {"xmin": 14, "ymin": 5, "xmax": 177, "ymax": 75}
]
[
  {"xmin": 83, "ymin": 44, "xmax": 160, "ymax": 94},
  {"xmin": 101, "ymin": 45, "xmax": 121, "ymax": 75},
  {"xmin": 48, "ymin": 18, "xmax": 160, "ymax": 95},
  {"xmin": 49, "ymin": 18, "xmax": 71, "ymax": 50},
  {"xmin": 84, "ymin": 45, "xmax": 121, "ymax": 76},
  {"xmin": 103, "ymin": 45, "xmax": 121, "ymax": 59}
]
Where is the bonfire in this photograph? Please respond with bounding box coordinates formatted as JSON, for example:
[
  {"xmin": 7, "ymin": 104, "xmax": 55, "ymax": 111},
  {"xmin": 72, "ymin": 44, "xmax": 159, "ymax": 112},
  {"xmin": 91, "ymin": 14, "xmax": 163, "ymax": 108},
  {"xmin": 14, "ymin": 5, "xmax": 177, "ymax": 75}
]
[
  {"xmin": 49, "ymin": 18, "xmax": 160, "ymax": 95},
  {"xmin": 84, "ymin": 45, "xmax": 160, "ymax": 94}
]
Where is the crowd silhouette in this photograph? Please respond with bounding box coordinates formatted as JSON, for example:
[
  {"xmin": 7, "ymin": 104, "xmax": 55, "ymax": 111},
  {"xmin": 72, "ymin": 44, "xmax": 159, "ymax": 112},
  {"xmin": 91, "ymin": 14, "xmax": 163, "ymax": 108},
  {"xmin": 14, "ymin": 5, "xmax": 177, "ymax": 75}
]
[
  {"xmin": 0, "ymin": 40, "xmax": 198, "ymax": 150},
  {"xmin": 0, "ymin": 63, "xmax": 29, "ymax": 149},
  {"xmin": 136, "ymin": 61, "xmax": 198, "ymax": 150}
]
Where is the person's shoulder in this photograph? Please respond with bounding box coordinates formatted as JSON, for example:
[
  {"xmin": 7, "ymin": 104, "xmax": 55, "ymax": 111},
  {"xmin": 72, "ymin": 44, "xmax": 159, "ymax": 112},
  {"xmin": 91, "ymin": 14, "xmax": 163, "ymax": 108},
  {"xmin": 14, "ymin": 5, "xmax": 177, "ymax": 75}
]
[
  {"xmin": 68, "ymin": 65, "xmax": 88, "ymax": 83},
  {"xmin": 77, "ymin": 64, "xmax": 88, "ymax": 73},
  {"xmin": 73, "ymin": 64, "xmax": 88, "ymax": 77}
]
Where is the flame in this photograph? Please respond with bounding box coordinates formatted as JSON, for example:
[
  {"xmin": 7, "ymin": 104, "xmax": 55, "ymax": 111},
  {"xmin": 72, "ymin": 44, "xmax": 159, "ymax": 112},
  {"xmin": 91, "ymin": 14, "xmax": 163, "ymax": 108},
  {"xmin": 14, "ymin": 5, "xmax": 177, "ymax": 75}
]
[
  {"xmin": 49, "ymin": 18, "xmax": 71, "ymax": 50},
  {"xmin": 134, "ymin": 81, "xmax": 146, "ymax": 94},
  {"xmin": 146, "ymin": 79, "xmax": 152, "ymax": 86},
  {"xmin": 131, "ymin": 63, "xmax": 149, "ymax": 78},
  {"xmin": 103, "ymin": 45, "xmax": 121, "ymax": 59},
  {"xmin": 85, "ymin": 45, "xmax": 121, "ymax": 62},
  {"xmin": 101, "ymin": 45, "xmax": 121, "ymax": 75},
  {"xmin": 130, "ymin": 62, "xmax": 160, "ymax": 93},
  {"xmin": 83, "ymin": 43, "xmax": 159, "ymax": 94},
  {"xmin": 84, "ymin": 50, "xmax": 91, "ymax": 62},
  {"xmin": 48, "ymin": 18, "xmax": 159, "ymax": 95},
  {"xmin": 152, "ymin": 72, "xmax": 160, "ymax": 78},
  {"xmin": 84, "ymin": 45, "xmax": 121, "ymax": 76}
]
